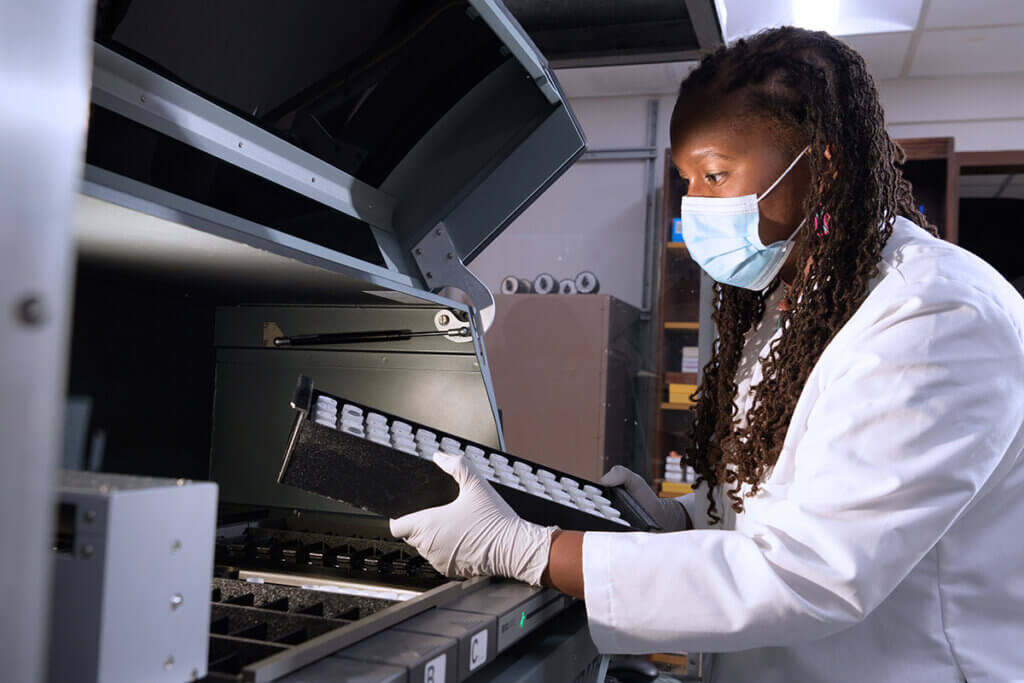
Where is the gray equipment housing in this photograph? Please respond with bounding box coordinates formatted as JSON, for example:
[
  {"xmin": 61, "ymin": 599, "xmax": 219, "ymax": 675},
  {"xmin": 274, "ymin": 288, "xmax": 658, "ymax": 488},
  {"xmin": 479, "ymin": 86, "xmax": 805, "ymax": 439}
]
[{"xmin": 49, "ymin": 471, "xmax": 218, "ymax": 683}]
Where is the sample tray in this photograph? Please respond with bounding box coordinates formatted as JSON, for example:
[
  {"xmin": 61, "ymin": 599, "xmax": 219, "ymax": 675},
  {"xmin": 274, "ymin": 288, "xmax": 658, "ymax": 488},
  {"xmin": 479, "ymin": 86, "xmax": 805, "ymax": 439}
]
[{"xmin": 278, "ymin": 375, "xmax": 660, "ymax": 532}]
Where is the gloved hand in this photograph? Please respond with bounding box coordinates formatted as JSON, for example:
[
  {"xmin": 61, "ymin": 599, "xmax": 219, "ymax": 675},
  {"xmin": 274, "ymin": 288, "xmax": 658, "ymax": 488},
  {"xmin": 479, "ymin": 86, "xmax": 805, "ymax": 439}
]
[
  {"xmin": 390, "ymin": 452, "xmax": 558, "ymax": 587},
  {"xmin": 600, "ymin": 465, "xmax": 692, "ymax": 532}
]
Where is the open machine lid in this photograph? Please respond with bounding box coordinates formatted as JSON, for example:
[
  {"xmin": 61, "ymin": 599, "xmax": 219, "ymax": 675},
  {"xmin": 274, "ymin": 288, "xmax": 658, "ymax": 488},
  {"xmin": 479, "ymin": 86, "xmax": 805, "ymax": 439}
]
[{"xmin": 85, "ymin": 0, "xmax": 586, "ymax": 324}]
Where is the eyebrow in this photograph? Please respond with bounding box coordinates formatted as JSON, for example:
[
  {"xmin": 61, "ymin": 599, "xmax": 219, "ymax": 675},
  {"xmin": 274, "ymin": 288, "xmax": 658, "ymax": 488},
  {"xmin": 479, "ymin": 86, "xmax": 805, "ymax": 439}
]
[{"xmin": 691, "ymin": 148, "xmax": 732, "ymax": 160}]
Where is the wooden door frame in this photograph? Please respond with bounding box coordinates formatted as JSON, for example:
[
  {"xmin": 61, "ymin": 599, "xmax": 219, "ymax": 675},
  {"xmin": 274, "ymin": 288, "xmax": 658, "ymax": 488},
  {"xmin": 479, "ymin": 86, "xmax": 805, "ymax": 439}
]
[
  {"xmin": 956, "ymin": 149, "xmax": 1024, "ymax": 175},
  {"xmin": 899, "ymin": 137, "xmax": 958, "ymax": 243}
]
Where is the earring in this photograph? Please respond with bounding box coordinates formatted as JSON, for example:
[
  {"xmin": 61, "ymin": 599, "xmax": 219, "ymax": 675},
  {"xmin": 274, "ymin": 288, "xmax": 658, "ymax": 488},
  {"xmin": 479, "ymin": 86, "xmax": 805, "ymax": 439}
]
[{"xmin": 813, "ymin": 204, "xmax": 831, "ymax": 237}]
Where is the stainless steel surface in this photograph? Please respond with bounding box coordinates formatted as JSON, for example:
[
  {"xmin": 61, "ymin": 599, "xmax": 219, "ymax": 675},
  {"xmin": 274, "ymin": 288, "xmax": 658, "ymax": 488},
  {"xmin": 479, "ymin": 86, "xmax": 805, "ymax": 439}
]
[
  {"xmin": 211, "ymin": 306, "xmax": 503, "ymax": 514},
  {"xmin": 412, "ymin": 222, "xmax": 496, "ymax": 333},
  {"xmin": 79, "ymin": 169, "xmax": 421, "ymax": 299},
  {"xmin": 49, "ymin": 471, "xmax": 217, "ymax": 683},
  {"xmin": 90, "ymin": 44, "xmax": 398, "ymax": 236},
  {"xmin": 464, "ymin": 604, "xmax": 604, "ymax": 683},
  {"xmin": 0, "ymin": 2, "xmax": 94, "ymax": 681},
  {"xmin": 58, "ymin": 2, "xmax": 592, "ymax": 679},
  {"xmin": 337, "ymin": 629, "xmax": 459, "ymax": 683},
  {"xmin": 394, "ymin": 608, "xmax": 497, "ymax": 680},
  {"xmin": 245, "ymin": 579, "xmax": 484, "ymax": 683},
  {"xmin": 685, "ymin": 0, "xmax": 726, "ymax": 50}
]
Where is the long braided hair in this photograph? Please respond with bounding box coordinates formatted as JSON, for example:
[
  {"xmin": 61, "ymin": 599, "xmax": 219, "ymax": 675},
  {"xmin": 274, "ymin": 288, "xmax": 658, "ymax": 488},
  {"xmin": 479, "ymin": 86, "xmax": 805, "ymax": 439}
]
[{"xmin": 672, "ymin": 27, "xmax": 936, "ymax": 522}]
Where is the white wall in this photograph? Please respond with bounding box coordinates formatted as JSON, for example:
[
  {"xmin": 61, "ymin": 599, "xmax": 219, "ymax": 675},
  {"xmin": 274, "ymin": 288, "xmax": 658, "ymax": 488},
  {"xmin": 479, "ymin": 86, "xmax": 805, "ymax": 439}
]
[
  {"xmin": 469, "ymin": 95, "xmax": 668, "ymax": 310},
  {"xmin": 879, "ymin": 73, "xmax": 1024, "ymax": 152},
  {"xmin": 470, "ymin": 67, "xmax": 1024, "ymax": 307}
]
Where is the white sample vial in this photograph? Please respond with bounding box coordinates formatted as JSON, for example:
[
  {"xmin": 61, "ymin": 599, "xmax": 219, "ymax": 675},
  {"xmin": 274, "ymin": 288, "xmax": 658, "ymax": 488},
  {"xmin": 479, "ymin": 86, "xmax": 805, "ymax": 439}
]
[
  {"xmin": 600, "ymin": 505, "xmax": 621, "ymax": 518},
  {"xmin": 567, "ymin": 487, "xmax": 588, "ymax": 501},
  {"xmin": 440, "ymin": 436, "xmax": 462, "ymax": 452},
  {"xmin": 583, "ymin": 484, "xmax": 602, "ymax": 497},
  {"xmin": 536, "ymin": 469, "xmax": 556, "ymax": 481},
  {"xmin": 577, "ymin": 498, "xmax": 597, "ymax": 511},
  {"xmin": 512, "ymin": 461, "xmax": 532, "ymax": 473},
  {"xmin": 525, "ymin": 481, "xmax": 546, "ymax": 495},
  {"xmin": 369, "ymin": 435, "xmax": 391, "ymax": 446},
  {"xmin": 390, "ymin": 420, "xmax": 412, "ymax": 435},
  {"xmin": 396, "ymin": 444, "xmax": 418, "ymax": 456},
  {"xmin": 393, "ymin": 437, "xmax": 417, "ymax": 451},
  {"xmin": 415, "ymin": 429, "xmax": 437, "ymax": 443},
  {"xmin": 589, "ymin": 494, "xmax": 612, "ymax": 507},
  {"xmin": 366, "ymin": 412, "xmax": 387, "ymax": 426},
  {"xmin": 465, "ymin": 445, "xmax": 485, "ymax": 459},
  {"xmin": 546, "ymin": 482, "xmax": 568, "ymax": 497},
  {"xmin": 488, "ymin": 453, "xmax": 509, "ymax": 467},
  {"xmin": 560, "ymin": 476, "xmax": 579, "ymax": 489},
  {"xmin": 316, "ymin": 394, "xmax": 337, "ymax": 405},
  {"xmin": 314, "ymin": 417, "xmax": 336, "ymax": 429},
  {"xmin": 612, "ymin": 517, "xmax": 630, "ymax": 526},
  {"xmin": 341, "ymin": 425, "xmax": 365, "ymax": 437},
  {"xmin": 340, "ymin": 404, "xmax": 362, "ymax": 418}
]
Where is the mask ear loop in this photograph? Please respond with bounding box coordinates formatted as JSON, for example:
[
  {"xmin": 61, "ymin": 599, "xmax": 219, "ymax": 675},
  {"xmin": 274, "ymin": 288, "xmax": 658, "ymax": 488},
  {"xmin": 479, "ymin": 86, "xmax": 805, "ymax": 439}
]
[{"xmin": 757, "ymin": 146, "xmax": 811, "ymax": 203}]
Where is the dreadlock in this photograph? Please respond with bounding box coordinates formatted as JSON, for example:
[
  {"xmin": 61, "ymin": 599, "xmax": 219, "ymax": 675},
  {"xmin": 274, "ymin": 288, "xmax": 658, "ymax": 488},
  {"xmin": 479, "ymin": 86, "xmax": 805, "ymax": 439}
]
[{"xmin": 672, "ymin": 27, "xmax": 936, "ymax": 523}]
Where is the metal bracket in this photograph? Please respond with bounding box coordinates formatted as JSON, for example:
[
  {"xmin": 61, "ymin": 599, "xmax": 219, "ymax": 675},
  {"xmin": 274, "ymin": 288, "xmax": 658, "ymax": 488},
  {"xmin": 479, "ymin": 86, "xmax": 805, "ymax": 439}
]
[{"xmin": 412, "ymin": 223, "xmax": 496, "ymax": 333}]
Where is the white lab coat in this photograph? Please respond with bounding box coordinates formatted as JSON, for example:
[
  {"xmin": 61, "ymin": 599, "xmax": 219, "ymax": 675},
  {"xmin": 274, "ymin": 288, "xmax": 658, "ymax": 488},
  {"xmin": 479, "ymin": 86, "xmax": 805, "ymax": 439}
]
[{"xmin": 582, "ymin": 216, "xmax": 1024, "ymax": 682}]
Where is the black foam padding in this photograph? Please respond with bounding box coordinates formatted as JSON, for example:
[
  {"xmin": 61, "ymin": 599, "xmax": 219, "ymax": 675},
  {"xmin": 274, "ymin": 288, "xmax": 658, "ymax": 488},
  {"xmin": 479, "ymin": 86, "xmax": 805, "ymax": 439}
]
[
  {"xmin": 279, "ymin": 420, "xmax": 460, "ymax": 518},
  {"xmin": 212, "ymin": 577, "xmax": 395, "ymax": 620},
  {"xmin": 280, "ymin": 380, "xmax": 661, "ymax": 532},
  {"xmin": 209, "ymin": 603, "xmax": 344, "ymax": 644}
]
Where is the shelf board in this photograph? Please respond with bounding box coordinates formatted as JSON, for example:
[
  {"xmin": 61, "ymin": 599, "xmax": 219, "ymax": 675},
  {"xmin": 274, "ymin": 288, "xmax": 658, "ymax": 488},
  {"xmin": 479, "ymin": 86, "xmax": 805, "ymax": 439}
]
[
  {"xmin": 661, "ymin": 401, "xmax": 695, "ymax": 411},
  {"xmin": 665, "ymin": 371, "xmax": 698, "ymax": 385},
  {"xmin": 664, "ymin": 321, "xmax": 699, "ymax": 330}
]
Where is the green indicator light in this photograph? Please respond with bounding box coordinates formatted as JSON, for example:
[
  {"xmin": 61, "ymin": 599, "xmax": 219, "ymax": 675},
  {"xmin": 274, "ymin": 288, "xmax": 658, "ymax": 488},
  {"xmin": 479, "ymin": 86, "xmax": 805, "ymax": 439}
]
[{"xmin": 519, "ymin": 611, "xmax": 526, "ymax": 628}]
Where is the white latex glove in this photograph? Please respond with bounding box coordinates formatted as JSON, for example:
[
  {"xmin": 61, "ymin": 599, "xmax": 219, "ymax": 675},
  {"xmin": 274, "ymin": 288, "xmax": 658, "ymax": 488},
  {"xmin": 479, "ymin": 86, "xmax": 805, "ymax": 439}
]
[
  {"xmin": 600, "ymin": 465, "xmax": 692, "ymax": 532},
  {"xmin": 390, "ymin": 452, "xmax": 558, "ymax": 587}
]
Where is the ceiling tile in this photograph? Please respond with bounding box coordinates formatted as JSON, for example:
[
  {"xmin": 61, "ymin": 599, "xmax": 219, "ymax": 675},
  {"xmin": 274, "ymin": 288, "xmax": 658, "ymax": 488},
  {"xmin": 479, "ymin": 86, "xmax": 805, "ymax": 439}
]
[
  {"xmin": 842, "ymin": 32, "xmax": 913, "ymax": 80},
  {"xmin": 911, "ymin": 25, "xmax": 1024, "ymax": 76},
  {"xmin": 925, "ymin": 0, "xmax": 1024, "ymax": 29}
]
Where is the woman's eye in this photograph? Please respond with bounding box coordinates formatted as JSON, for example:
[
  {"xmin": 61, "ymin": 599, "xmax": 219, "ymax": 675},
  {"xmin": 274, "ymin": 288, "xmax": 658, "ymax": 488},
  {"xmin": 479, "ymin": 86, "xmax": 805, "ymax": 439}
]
[{"xmin": 705, "ymin": 172, "xmax": 725, "ymax": 184}]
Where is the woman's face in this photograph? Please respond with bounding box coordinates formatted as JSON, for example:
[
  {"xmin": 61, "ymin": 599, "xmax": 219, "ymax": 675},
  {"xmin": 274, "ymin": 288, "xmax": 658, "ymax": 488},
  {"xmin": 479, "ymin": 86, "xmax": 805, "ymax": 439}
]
[{"xmin": 671, "ymin": 94, "xmax": 812, "ymax": 283}]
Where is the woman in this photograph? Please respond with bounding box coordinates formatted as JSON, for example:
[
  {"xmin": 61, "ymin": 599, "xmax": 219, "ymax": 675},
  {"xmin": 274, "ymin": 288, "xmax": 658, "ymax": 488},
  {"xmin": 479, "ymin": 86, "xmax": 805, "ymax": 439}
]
[{"xmin": 390, "ymin": 27, "xmax": 1024, "ymax": 681}]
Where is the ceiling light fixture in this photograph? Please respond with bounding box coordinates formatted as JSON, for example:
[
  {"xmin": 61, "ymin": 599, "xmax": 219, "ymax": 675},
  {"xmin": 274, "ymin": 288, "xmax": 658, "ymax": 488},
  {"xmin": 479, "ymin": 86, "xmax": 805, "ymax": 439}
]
[{"xmin": 792, "ymin": 0, "xmax": 840, "ymax": 33}]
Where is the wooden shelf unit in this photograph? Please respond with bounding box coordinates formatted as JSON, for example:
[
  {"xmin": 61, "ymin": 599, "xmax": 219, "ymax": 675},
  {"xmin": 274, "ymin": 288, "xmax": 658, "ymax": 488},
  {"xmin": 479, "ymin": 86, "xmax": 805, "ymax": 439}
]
[{"xmin": 651, "ymin": 150, "xmax": 703, "ymax": 483}]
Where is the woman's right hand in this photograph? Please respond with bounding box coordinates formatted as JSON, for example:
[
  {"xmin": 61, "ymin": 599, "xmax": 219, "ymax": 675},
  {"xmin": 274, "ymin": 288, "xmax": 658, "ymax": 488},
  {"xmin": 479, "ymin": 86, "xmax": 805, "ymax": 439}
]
[{"xmin": 600, "ymin": 465, "xmax": 693, "ymax": 532}]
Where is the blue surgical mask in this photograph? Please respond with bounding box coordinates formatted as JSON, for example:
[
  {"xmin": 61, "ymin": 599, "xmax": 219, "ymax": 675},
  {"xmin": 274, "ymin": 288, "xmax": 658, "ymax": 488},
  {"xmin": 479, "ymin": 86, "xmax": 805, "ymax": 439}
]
[{"xmin": 680, "ymin": 147, "xmax": 809, "ymax": 290}]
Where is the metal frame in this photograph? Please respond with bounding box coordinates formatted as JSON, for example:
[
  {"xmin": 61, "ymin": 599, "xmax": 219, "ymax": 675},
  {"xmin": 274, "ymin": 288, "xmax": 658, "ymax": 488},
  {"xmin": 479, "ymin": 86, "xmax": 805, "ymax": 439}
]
[
  {"xmin": 81, "ymin": 166, "xmax": 423, "ymax": 298},
  {"xmin": 470, "ymin": 0, "xmax": 561, "ymax": 104},
  {"xmin": 244, "ymin": 577, "xmax": 493, "ymax": 682},
  {"xmin": 685, "ymin": 0, "xmax": 725, "ymax": 51},
  {"xmin": 90, "ymin": 45, "xmax": 399, "ymax": 235},
  {"xmin": 0, "ymin": 2, "xmax": 95, "ymax": 681}
]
